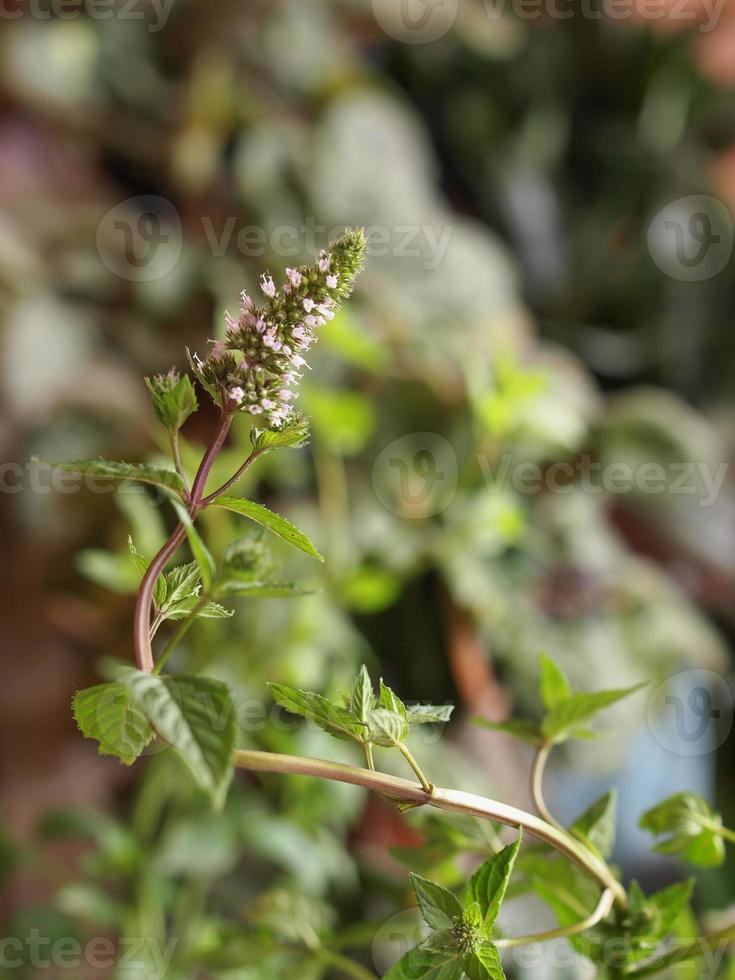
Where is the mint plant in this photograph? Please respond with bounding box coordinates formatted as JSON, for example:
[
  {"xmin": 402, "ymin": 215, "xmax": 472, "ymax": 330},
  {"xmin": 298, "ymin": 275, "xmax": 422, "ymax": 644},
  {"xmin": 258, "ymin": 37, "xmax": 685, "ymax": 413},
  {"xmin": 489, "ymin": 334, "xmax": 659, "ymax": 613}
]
[{"xmin": 55, "ymin": 231, "xmax": 735, "ymax": 979}]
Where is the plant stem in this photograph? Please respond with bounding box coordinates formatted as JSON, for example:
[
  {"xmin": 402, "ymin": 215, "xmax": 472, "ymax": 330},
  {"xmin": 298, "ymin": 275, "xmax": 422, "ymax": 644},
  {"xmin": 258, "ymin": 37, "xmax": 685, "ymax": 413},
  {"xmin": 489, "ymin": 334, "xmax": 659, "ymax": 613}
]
[
  {"xmin": 189, "ymin": 411, "xmax": 234, "ymax": 505},
  {"xmin": 362, "ymin": 740, "xmax": 375, "ymax": 771},
  {"xmin": 133, "ymin": 410, "xmax": 233, "ymax": 673},
  {"xmin": 701, "ymin": 818, "xmax": 735, "ymax": 845},
  {"xmin": 202, "ymin": 447, "xmax": 263, "ymax": 504},
  {"xmin": 398, "ymin": 743, "xmax": 434, "ymax": 794},
  {"xmin": 495, "ymin": 888, "xmax": 614, "ymax": 949},
  {"xmin": 151, "ymin": 593, "xmax": 210, "ymax": 676},
  {"xmin": 233, "ymin": 749, "xmax": 628, "ymax": 909},
  {"xmin": 133, "ymin": 525, "xmax": 187, "ymax": 672},
  {"xmin": 317, "ymin": 948, "xmax": 376, "ymax": 980},
  {"xmin": 170, "ymin": 429, "xmax": 189, "ymax": 497},
  {"xmin": 624, "ymin": 922, "xmax": 735, "ymax": 977},
  {"xmin": 531, "ymin": 741, "xmax": 563, "ymax": 830}
]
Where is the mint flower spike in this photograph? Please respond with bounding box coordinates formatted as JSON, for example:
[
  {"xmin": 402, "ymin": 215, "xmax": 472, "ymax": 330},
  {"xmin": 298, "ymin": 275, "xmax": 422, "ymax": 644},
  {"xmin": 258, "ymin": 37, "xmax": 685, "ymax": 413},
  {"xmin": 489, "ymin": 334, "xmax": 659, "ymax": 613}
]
[{"xmin": 189, "ymin": 227, "xmax": 367, "ymax": 428}]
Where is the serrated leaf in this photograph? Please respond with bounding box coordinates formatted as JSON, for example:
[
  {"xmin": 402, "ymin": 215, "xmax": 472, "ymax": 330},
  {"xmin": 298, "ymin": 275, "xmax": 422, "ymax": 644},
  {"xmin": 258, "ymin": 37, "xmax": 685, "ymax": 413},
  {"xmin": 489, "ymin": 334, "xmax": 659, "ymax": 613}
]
[
  {"xmin": 212, "ymin": 496, "xmax": 323, "ymax": 561},
  {"xmin": 118, "ymin": 669, "xmax": 236, "ymax": 808},
  {"xmin": 349, "ymin": 666, "xmax": 374, "ymax": 723},
  {"xmin": 369, "ymin": 707, "xmax": 409, "ymax": 747},
  {"xmin": 163, "ymin": 562, "xmax": 201, "ymax": 607},
  {"xmin": 639, "ymin": 793, "xmax": 725, "ymax": 868},
  {"xmin": 625, "ymin": 879, "xmax": 695, "ymax": 963},
  {"xmin": 73, "ymin": 682, "xmax": 153, "ymax": 765},
  {"xmin": 571, "ymin": 791, "xmax": 617, "ymax": 860},
  {"xmin": 407, "ymin": 704, "xmax": 455, "ymax": 725},
  {"xmin": 410, "ymin": 873, "xmax": 463, "ymax": 931},
  {"xmin": 541, "ymin": 684, "xmax": 645, "ymax": 743},
  {"xmin": 164, "ymin": 598, "xmax": 234, "ymax": 620},
  {"xmin": 468, "ymin": 834, "xmax": 522, "ymax": 931},
  {"xmin": 464, "ymin": 947, "xmax": 506, "ymax": 980},
  {"xmin": 379, "ymin": 679, "xmax": 408, "ymax": 719},
  {"xmin": 383, "ymin": 941, "xmax": 462, "ymax": 979},
  {"xmin": 471, "ymin": 717, "xmax": 542, "ymax": 747},
  {"xmin": 250, "ymin": 412, "xmax": 310, "ymax": 453},
  {"xmin": 268, "ymin": 684, "xmax": 365, "ymax": 742},
  {"xmin": 171, "ymin": 500, "xmax": 216, "ymax": 590},
  {"xmin": 145, "ymin": 371, "xmax": 198, "ymax": 431},
  {"xmin": 539, "ymin": 654, "xmax": 572, "ymax": 710},
  {"xmin": 50, "ymin": 459, "xmax": 184, "ymax": 496}
]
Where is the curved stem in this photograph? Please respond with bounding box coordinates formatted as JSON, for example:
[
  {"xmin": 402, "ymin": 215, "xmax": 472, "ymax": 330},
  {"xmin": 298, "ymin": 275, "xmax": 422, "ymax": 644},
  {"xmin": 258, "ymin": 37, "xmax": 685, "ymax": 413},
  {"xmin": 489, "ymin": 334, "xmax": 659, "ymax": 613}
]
[
  {"xmin": 133, "ymin": 411, "xmax": 233, "ymax": 672},
  {"xmin": 495, "ymin": 887, "xmax": 614, "ymax": 949},
  {"xmin": 625, "ymin": 923, "xmax": 735, "ymax": 977},
  {"xmin": 531, "ymin": 741, "xmax": 563, "ymax": 830},
  {"xmin": 233, "ymin": 750, "xmax": 627, "ymax": 910},
  {"xmin": 133, "ymin": 525, "xmax": 187, "ymax": 672}
]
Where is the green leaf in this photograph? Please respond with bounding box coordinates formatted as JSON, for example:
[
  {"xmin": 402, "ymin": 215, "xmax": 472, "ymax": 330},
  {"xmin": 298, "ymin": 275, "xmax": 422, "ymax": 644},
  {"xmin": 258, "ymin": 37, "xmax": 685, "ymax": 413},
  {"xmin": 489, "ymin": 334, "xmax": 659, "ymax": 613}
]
[
  {"xmin": 407, "ymin": 704, "xmax": 455, "ymax": 725},
  {"xmin": 639, "ymin": 793, "xmax": 726, "ymax": 868},
  {"xmin": 517, "ymin": 853, "xmax": 605, "ymax": 959},
  {"xmin": 145, "ymin": 371, "xmax": 198, "ymax": 431},
  {"xmin": 468, "ymin": 834, "xmax": 522, "ymax": 931},
  {"xmin": 162, "ymin": 562, "xmax": 200, "ymax": 607},
  {"xmin": 471, "ymin": 718, "xmax": 542, "ymax": 747},
  {"xmin": 268, "ymin": 684, "xmax": 365, "ymax": 742},
  {"xmin": 625, "ymin": 879, "xmax": 695, "ymax": 963},
  {"xmin": 383, "ymin": 940, "xmax": 462, "ymax": 979},
  {"xmin": 379, "ymin": 679, "xmax": 408, "ymax": 719},
  {"xmin": 250, "ymin": 411, "xmax": 310, "ymax": 453},
  {"xmin": 212, "ymin": 496, "xmax": 323, "ymax": 561},
  {"xmin": 164, "ymin": 598, "xmax": 234, "ymax": 620},
  {"xmin": 464, "ymin": 947, "xmax": 506, "ymax": 980},
  {"xmin": 349, "ymin": 666, "xmax": 374, "ymax": 723},
  {"xmin": 369, "ymin": 707, "xmax": 409, "ymax": 747},
  {"xmin": 538, "ymin": 654, "xmax": 572, "ymax": 710},
  {"xmin": 571, "ymin": 791, "xmax": 617, "ymax": 860},
  {"xmin": 171, "ymin": 500, "xmax": 217, "ymax": 590},
  {"xmin": 541, "ymin": 684, "xmax": 645, "ymax": 743},
  {"xmin": 73, "ymin": 682, "xmax": 154, "ymax": 765},
  {"xmin": 118, "ymin": 669, "xmax": 236, "ymax": 807},
  {"xmin": 49, "ymin": 459, "xmax": 184, "ymax": 496},
  {"xmin": 409, "ymin": 873, "xmax": 463, "ymax": 931}
]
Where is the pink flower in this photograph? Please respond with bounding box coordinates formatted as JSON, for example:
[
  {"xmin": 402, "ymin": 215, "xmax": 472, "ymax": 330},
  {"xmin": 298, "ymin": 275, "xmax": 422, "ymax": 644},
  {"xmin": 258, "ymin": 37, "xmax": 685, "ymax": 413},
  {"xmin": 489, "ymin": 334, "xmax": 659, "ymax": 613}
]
[
  {"xmin": 318, "ymin": 252, "xmax": 331, "ymax": 272},
  {"xmin": 240, "ymin": 291, "xmax": 253, "ymax": 310},
  {"xmin": 326, "ymin": 274, "xmax": 338, "ymax": 289},
  {"xmin": 278, "ymin": 389, "xmax": 295, "ymax": 401},
  {"xmin": 248, "ymin": 404, "xmax": 264, "ymax": 415},
  {"xmin": 303, "ymin": 298, "xmax": 315, "ymax": 312},
  {"xmin": 260, "ymin": 275, "xmax": 276, "ymax": 298},
  {"xmin": 209, "ymin": 339, "xmax": 227, "ymax": 358},
  {"xmin": 230, "ymin": 386, "xmax": 245, "ymax": 404},
  {"xmin": 286, "ymin": 268, "xmax": 302, "ymax": 287}
]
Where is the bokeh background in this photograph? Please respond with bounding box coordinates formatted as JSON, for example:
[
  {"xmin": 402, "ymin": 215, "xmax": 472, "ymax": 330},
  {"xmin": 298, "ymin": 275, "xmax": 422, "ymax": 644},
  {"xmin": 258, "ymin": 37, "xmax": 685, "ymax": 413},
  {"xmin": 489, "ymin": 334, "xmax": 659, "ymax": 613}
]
[{"xmin": 1, "ymin": 0, "xmax": 734, "ymax": 976}]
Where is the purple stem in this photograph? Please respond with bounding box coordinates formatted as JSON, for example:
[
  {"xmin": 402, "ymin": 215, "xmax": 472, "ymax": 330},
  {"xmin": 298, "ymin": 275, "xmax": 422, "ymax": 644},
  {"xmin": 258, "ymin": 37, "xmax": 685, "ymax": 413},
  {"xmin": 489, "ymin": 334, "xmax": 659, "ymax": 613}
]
[{"xmin": 133, "ymin": 410, "xmax": 234, "ymax": 672}]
